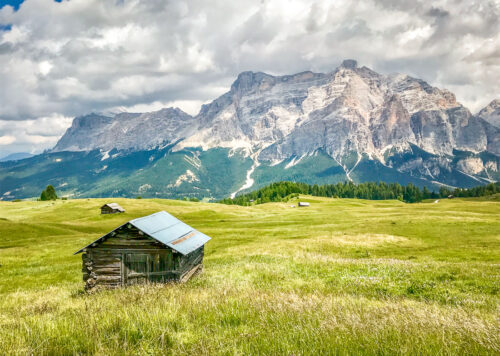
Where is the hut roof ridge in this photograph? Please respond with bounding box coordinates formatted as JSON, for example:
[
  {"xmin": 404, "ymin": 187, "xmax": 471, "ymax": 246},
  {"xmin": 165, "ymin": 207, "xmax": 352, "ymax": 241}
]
[
  {"xmin": 101, "ymin": 202, "xmax": 125, "ymax": 211},
  {"xmin": 74, "ymin": 210, "xmax": 210, "ymax": 255}
]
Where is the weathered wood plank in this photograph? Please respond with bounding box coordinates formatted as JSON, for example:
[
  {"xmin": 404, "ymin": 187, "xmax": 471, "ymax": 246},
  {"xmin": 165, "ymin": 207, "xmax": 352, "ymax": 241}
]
[
  {"xmin": 92, "ymin": 254, "xmax": 122, "ymax": 260},
  {"xmin": 92, "ymin": 267, "xmax": 121, "ymax": 274},
  {"xmin": 92, "ymin": 248, "xmax": 124, "ymax": 254},
  {"xmin": 92, "ymin": 252, "xmax": 123, "ymax": 258},
  {"xmin": 95, "ymin": 246, "xmax": 162, "ymax": 252},
  {"xmin": 97, "ymin": 275, "xmax": 121, "ymax": 282},
  {"xmin": 92, "ymin": 261, "xmax": 121, "ymax": 268},
  {"xmin": 180, "ymin": 264, "xmax": 202, "ymax": 283},
  {"xmin": 101, "ymin": 238, "xmax": 155, "ymax": 245},
  {"xmin": 92, "ymin": 262, "xmax": 121, "ymax": 268},
  {"xmin": 92, "ymin": 260, "xmax": 122, "ymax": 269},
  {"xmin": 91, "ymin": 256, "xmax": 121, "ymax": 262}
]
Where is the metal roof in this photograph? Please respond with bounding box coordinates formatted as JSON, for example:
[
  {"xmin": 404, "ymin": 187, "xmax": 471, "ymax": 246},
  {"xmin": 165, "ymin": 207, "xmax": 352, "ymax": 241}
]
[
  {"xmin": 74, "ymin": 211, "xmax": 211, "ymax": 255},
  {"xmin": 101, "ymin": 203, "xmax": 125, "ymax": 212}
]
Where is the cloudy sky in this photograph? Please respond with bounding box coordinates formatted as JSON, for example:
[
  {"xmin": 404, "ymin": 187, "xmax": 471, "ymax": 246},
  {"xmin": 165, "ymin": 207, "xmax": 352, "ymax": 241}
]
[{"xmin": 0, "ymin": 0, "xmax": 499, "ymax": 157}]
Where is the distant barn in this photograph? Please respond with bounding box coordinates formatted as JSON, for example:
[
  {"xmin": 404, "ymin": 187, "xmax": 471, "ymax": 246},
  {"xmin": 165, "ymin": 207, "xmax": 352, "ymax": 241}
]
[
  {"xmin": 101, "ymin": 203, "xmax": 125, "ymax": 214},
  {"xmin": 298, "ymin": 202, "xmax": 310, "ymax": 207},
  {"xmin": 74, "ymin": 211, "xmax": 211, "ymax": 291}
]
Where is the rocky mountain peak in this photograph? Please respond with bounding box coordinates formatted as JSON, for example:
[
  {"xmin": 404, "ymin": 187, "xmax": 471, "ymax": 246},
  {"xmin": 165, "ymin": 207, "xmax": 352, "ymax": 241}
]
[
  {"xmin": 478, "ymin": 99, "xmax": 500, "ymax": 128},
  {"xmin": 482, "ymin": 99, "xmax": 500, "ymax": 111},
  {"xmin": 53, "ymin": 107, "xmax": 193, "ymax": 152},
  {"xmin": 71, "ymin": 113, "xmax": 113, "ymax": 129},
  {"xmin": 340, "ymin": 59, "xmax": 358, "ymax": 69},
  {"xmin": 53, "ymin": 61, "xmax": 499, "ymax": 180},
  {"xmin": 230, "ymin": 71, "xmax": 273, "ymax": 95}
]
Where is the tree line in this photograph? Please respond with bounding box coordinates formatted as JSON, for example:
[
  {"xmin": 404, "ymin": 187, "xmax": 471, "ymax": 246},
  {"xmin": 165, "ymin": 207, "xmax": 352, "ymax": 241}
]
[{"xmin": 219, "ymin": 181, "xmax": 500, "ymax": 205}]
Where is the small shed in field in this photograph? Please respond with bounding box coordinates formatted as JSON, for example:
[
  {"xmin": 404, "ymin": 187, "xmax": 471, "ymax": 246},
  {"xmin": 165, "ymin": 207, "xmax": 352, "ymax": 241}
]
[
  {"xmin": 74, "ymin": 211, "xmax": 211, "ymax": 291},
  {"xmin": 101, "ymin": 203, "xmax": 125, "ymax": 214},
  {"xmin": 298, "ymin": 202, "xmax": 310, "ymax": 207}
]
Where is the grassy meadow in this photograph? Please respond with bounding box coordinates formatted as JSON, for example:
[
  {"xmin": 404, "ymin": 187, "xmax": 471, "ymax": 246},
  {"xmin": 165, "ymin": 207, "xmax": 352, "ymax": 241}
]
[{"xmin": 0, "ymin": 196, "xmax": 499, "ymax": 355}]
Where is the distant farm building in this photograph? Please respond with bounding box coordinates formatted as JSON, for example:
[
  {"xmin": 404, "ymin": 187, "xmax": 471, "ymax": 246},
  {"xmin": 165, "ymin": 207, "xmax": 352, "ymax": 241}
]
[
  {"xmin": 74, "ymin": 211, "xmax": 211, "ymax": 291},
  {"xmin": 298, "ymin": 202, "xmax": 310, "ymax": 207},
  {"xmin": 101, "ymin": 203, "xmax": 125, "ymax": 214}
]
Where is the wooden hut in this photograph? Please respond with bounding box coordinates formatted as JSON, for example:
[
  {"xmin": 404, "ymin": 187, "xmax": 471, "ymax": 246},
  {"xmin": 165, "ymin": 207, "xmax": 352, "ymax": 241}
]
[
  {"xmin": 101, "ymin": 203, "xmax": 125, "ymax": 214},
  {"xmin": 74, "ymin": 211, "xmax": 211, "ymax": 291}
]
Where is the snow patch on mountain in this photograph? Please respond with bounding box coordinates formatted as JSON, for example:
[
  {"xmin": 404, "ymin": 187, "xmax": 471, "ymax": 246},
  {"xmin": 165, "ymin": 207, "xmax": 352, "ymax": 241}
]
[
  {"xmin": 101, "ymin": 151, "xmax": 110, "ymax": 161},
  {"xmin": 285, "ymin": 155, "xmax": 305, "ymax": 169},
  {"xmin": 170, "ymin": 170, "xmax": 200, "ymax": 188},
  {"xmin": 230, "ymin": 149, "xmax": 263, "ymax": 198},
  {"xmin": 183, "ymin": 153, "xmax": 201, "ymax": 169}
]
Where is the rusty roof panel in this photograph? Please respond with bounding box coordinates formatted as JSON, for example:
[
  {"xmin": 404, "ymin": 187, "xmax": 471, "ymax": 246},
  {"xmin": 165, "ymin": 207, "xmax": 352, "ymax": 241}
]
[{"xmin": 167, "ymin": 231, "xmax": 211, "ymax": 256}]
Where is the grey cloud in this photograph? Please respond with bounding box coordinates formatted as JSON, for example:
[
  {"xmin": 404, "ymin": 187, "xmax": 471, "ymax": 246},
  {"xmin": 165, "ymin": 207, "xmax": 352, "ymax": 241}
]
[
  {"xmin": 0, "ymin": 0, "xmax": 498, "ymax": 156},
  {"xmin": 426, "ymin": 7, "xmax": 450, "ymax": 18},
  {"xmin": 0, "ymin": 41, "xmax": 13, "ymax": 54},
  {"xmin": 331, "ymin": 19, "xmax": 372, "ymax": 41}
]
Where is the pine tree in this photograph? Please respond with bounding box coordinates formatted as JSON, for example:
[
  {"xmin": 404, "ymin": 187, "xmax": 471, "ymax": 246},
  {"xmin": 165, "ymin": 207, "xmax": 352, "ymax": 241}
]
[
  {"xmin": 40, "ymin": 185, "xmax": 58, "ymax": 201},
  {"xmin": 219, "ymin": 180, "xmax": 500, "ymax": 206}
]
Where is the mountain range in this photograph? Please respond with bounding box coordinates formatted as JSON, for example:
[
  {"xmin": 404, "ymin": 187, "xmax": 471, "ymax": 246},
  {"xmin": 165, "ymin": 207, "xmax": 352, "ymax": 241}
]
[
  {"xmin": 0, "ymin": 152, "xmax": 34, "ymax": 162},
  {"xmin": 1, "ymin": 59, "xmax": 499, "ymax": 200}
]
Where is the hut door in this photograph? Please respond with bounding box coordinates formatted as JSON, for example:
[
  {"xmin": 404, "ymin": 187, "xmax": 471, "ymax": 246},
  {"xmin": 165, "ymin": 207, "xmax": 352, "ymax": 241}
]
[{"xmin": 124, "ymin": 253, "xmax": 148, "ymax": 285}]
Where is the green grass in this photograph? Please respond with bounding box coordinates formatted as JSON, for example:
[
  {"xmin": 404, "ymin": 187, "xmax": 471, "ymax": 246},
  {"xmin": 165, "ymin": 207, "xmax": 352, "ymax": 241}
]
[{"xmin": 0, "ymin": 197, "xmax": 499, "ymax": 355}]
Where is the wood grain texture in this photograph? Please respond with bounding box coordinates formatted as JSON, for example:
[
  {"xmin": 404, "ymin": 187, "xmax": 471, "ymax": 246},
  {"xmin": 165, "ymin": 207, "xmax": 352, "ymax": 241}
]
[{"xmin": 81, "ymin": 229, "xmax": 205, "ymax": 291}]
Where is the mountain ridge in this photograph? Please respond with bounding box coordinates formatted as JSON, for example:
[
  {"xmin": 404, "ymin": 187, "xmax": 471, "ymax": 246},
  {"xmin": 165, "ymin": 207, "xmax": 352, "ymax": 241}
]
[
  {"xmin": 1, "ymin": 60, "xmax": 499, "ymax": 200},
  {"xmin": 54, "ymin": 60, "xmax": 498, "ymax": 162},
  {"xmin": 0, "ymin": 152, "xmax": 34, "ymax": 162}
]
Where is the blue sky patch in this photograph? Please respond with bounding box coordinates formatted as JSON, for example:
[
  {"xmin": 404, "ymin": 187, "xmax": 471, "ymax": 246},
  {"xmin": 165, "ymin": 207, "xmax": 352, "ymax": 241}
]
[
  {"xmin": 0, "ymin": 1, "xmax": 62, "ymax": 12},
  {"xmin": 0, "ymin": 24, "xmax": 12, "ymax": 31},
  {"xmin": 0, "ymin": 0, "xmax": 25, "ymax": 11}
]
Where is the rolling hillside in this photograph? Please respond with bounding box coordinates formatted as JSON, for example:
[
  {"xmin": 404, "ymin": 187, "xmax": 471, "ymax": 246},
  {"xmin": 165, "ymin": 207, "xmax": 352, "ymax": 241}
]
[{"xmin": 0, "ymin": 197, "xmax": 498, "ymax": 354}]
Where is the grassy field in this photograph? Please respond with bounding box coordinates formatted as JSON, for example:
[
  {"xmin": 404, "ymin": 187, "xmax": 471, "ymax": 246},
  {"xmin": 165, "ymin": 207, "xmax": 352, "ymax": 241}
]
[{"xmin": 0, "ymin": 196, "xmax": 499, "ymax": 355}]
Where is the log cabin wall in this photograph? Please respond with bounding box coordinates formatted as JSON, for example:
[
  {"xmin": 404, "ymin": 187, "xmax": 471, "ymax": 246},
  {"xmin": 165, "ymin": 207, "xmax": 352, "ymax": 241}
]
[
  {"xmin": 81, "ymin": 225, "xmax": 205, "ymax": 290},
  {"xmin": 177, "ymin": 246, "xmax": 204, "ymax": 281},
  {"xmin": 101, "ymin": 207, "xmax": 118, "ymax": 214}
]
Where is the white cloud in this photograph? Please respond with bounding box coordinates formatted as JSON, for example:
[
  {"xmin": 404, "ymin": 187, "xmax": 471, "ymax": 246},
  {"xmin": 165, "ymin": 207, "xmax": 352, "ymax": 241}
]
[
  {"xmin": 0, "ymin": 0, "xmax": 498, "ymax": 156},
  {"xmin": 0, "ymin": 135, "xmax": 16, "ymax": 145},
  {"xmin": 109, "ymin": 99, "xmax": 208, "ymax": 116},
  {"xmin": 38, "ymin": 60, "xmax": 53, "ymax": 76},
  {"xmin": 0, "ymin": 114, "xmax": 72, "ymax": 155},
  {"xmin": 0, "ymin": 24, "xmax": 28, "ymax": 44}
]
